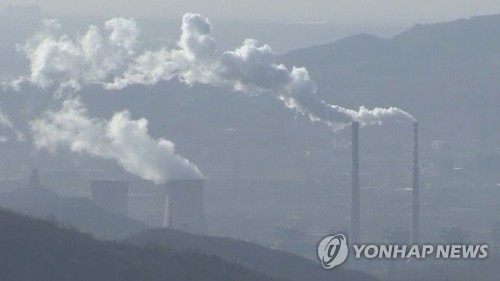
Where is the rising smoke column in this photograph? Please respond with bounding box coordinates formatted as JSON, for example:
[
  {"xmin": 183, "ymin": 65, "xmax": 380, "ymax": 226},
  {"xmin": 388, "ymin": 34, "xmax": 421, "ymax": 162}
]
[
  {"xmin": 30, "ymin": 97, "xmax": 203, "ymax": 184},
  {"xmin": 14, "ymin": 13, "xmax": 415, "ymax": 130},
  {"xmin": 10, "ymin": 18, "xmax": 203, "ymax": 183},
  {"xmin": 11, "ymin": 18, "xmax": 140, "ymax": 93}
]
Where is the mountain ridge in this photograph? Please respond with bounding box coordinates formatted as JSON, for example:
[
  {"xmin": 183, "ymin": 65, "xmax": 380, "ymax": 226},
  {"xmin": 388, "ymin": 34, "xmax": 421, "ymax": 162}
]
[
  {"xmin": 279, "ymin": 14, "xmax": 500, "ymax": 141},
  {"xmin": 0, "ymin": 208, "xmax": 286, "ymax": 281},
  {"xmin": 125, "ymin": 227, "xmax": 378, "ymax": 281}
]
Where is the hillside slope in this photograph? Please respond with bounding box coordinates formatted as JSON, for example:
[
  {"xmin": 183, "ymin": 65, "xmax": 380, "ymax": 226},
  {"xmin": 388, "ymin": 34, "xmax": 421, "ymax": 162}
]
[
  {"xmin": 0, "ymin": 209, "xmax": 283, "ymax": 281},
  {"xmin": 126, "ymin": 227, "xmax": 378, "ymax": 281},
  {"xmin": 0, "ymin": 187, "xmax": 148, "ymax": 240}
]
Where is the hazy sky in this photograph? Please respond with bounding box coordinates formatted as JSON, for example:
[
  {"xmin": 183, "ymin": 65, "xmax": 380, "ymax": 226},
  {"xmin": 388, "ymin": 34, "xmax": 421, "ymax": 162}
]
[{"xmin": 2, "ymin": 0, "xmax": 500, "ymax": 24}]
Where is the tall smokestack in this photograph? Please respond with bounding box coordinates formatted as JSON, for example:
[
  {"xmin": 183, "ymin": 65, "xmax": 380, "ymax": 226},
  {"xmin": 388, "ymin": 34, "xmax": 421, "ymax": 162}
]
[
  {"xmin": 412, "ymin": 122, "xmax": 420, "ymax": 244},
  {"xmin": 351, "ymin": 121, "xmax": 360, "ymax": 244},
  {"xmin": 163, "ymin": 179, "xmax": 207, "ymax": 234}
]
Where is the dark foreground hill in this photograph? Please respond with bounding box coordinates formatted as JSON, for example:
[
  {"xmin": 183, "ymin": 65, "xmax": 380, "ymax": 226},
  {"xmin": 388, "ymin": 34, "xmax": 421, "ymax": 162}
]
[
  {"xmin": 0, "ymin": 187, "xmax": 148, "ymax": 240},
  {"xmin": 0, "ymin": 208, "xmax": 283, "ymax": 281},
  {"xmin": 125, "ymin": 227, "xmax": 378, "ymax": 281},
  {"xmin": 128, "ymin": 226, "xmax": 500, "ymax": 281}
]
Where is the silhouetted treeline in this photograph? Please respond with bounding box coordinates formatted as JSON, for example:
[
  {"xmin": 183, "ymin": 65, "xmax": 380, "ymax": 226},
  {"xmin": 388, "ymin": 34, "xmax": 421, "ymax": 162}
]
[
  {"xmin": 0, "ymin": 208, "xmax": 282, "ymax": 281},
  {"xmin": 126, "ymin": 227, "xmax": 378, "ymax": 281}
]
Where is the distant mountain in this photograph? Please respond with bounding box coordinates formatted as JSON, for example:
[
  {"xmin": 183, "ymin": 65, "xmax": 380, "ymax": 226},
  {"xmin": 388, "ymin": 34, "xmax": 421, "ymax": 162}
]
[
  {"xmin": 280, "ymin": 14, "xmax": 500, "ymax": 142},
  {"xmin": 125, "ymin": 227, "xmax": 378, "ymax": 281},
  {"xmin": 0, "ymin": 209, "xmax": 283, "ymax": 281},
  {"xmin": 0, "ymin": 187, "xmax": 148, "ymax": 240}
]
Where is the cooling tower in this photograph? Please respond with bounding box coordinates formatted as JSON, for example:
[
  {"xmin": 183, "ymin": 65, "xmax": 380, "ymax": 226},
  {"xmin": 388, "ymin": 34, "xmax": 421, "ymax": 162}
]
[
  {"xmin": 89, "ymin": 180, "xmax": 129, "ymax": 216},
  {"xmin": 412, "ymin": 122, "xmax": 420, "ymax": 244},
  {"xmin": 163, "ymin": 179, "xmax": 206, "ymax": 234},
  {"xmin": 351, "ymin": 121, "xmax": 360, "ymax": 244}
]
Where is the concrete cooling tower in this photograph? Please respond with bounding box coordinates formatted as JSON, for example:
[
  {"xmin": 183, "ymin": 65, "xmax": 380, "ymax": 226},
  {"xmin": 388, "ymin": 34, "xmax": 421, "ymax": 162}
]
[
  {"xmin": 90, "ymin": 180, "xmax": 129, "ymax": 216},
  {"xmin": 162, "ymin": 179, "xmax": 207, "ymax": 234}
]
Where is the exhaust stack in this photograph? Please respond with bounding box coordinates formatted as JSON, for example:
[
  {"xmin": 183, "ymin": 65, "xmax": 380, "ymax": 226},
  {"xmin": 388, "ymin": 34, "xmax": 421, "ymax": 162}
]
[
  {"xmin": 163, "ymin": 179, "xmax": 207, "ymax": 234},
  {"xmin": 351, "ymin": 121, "xmax": 360, "ymax": 244},
  {"xmin": 412, "ymin": 122, "xmax": 420, "ymax": 244}
]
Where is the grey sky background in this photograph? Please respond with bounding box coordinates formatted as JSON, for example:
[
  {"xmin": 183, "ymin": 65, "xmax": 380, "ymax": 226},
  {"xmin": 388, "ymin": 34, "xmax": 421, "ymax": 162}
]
[{"xmin": 2, "ymin": 0, "xmax": 500, "ymax": 24}]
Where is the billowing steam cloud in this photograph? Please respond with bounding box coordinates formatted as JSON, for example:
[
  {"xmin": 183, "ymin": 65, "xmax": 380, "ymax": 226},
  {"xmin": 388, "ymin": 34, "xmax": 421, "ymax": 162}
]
[
  {"xmin": 10, "ymin": 18, "xmax": 140, "ymax": 93},
  {"xmin": 10, "ymin": 17, "xmax": 203, "ymax": 183},
  {"xmin": 31, "ymin": 98, "xmax": 203, "ymax": 184},
  {"xmin": 14, "ymin": 13, "xmax": 415, "ymax": 129}
]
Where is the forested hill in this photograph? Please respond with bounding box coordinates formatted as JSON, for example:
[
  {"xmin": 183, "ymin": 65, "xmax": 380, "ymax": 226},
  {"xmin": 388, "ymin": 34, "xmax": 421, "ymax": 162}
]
[
  {"xmin": 0, "ymin": 209, "xmax": 283, "ymax": 281},
  {"xmin": 126, "ymin": 227, "xmax": 378, "ymax": 281}
]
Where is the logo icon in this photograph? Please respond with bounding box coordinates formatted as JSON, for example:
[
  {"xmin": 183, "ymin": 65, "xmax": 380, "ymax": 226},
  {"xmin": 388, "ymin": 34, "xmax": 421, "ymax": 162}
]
[{"xmin": 317, "ymin": 234, "xmax": 349, "ymax": 269}]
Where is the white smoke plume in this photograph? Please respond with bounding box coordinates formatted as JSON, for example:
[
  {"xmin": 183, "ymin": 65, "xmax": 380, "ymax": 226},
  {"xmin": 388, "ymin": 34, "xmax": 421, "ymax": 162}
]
[
  {"xmin": 15, "ymin": 13, "xmax": 414, "ymax": 129},
  {"xmin": 31, "ymin": 98, "xmax": 203, "ymax": 184},
  {"xmin": 11, "ymin": 18, "xmax": 140, "ymax": 93}
]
